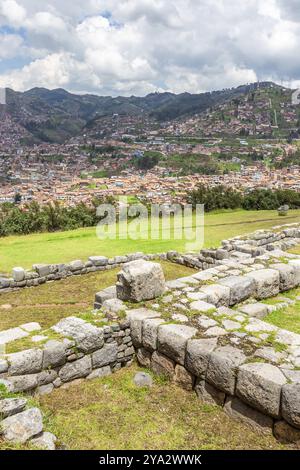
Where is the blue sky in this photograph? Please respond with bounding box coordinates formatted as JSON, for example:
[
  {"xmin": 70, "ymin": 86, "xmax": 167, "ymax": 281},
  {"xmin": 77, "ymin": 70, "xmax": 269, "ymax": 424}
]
[{"xmin": 0, "ymin": 0, "xmax": 300, "ymax": 96}]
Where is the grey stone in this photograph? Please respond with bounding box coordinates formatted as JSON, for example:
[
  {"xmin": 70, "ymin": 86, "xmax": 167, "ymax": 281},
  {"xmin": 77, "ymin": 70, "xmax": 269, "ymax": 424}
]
[
  {"xmin": 102, "ymin": 298, "xmax": 125, "ymax": 317},
  {"xmin": 190, "ymin": 300, "xmax": 216, "ymax": 313},
  {"xmin": 12, "ymin": 267, "xmax": 25, "ymax": 282},
  {"xmin": 94, "ymin": 286, "xmax": 117, "ymax": 307},
  {"xmin": 0, "ymin": 327, "xmax": 28, "ymax": 345},
  {"xmin": 151, "ymin": 351, "xmax": 175, "ymax": 378},
  {"xmin": 37, "ymin": 370, "xmax": 58, "ymax": 386},
  {"xmin": 282, "ymin": 383, "xmax": 300, "ymax": 429},
  {"xmin": 142, "ymin": 318, "xmax": 165, "ymax": 351},
  {"xmin": 206, "ymin": 345, "xmax": 246, "ymax": 395},
  {"xmin": 204, "ymin": 326, "xmax": 228, "ymax": 337},
  {"xmin": 116, "ymin": 260, "xmax": 165, "ymax": 302},
  {"xmin": 185, "ymin": 338, "xmax": 217, "ymax": 377},
  {"xmin": 31, "ymin": 432, "xmax": 57, "ymax": 450},
  {"xmin": 239, "ymin": 303, "xmax": 269, "ymax": 319},
  {"xmin": 195, "ymin": 379, "xmax": 225, "ymax": 406},
  {"xmin": 157, "ymin": 324, "xmax": 197, "ymax": 365},
  {"xmin": 43, "ymin": 340, "xmax": 67, "ymax": 368},
  {"xmin": 8, "ymin": 374, "xmax": 38, "ymax": 393},
  {"xmin": 219, "ymin": 276, "xmax": 256, "ymax": 305},
  {"xmin": 89, "ymin": 256, "xmax": 108, "ymax": 266},
  {"xmin": 134, "ymin": 372, "xmax": 153, "ymax": 387},
  {"xmin": 20, "ymin": 322, "xmax": 41, "ymax": 333},
  {"xmin": 245, "ymin": 269, "xmax": 280, "ymax": 299},
  {"xmin": 69, "ymin": 260, "xmax": 84, "ymax": 271},
  {"xmin": 37, "ymin": 384, "xmax": 54, "ymax": 395},
  {"xmin": 270, "ymin": 263, "xmax": 298, "ymax": 291},
  {"xmin": 0, "ymin": 359, "xmax": 8, "ymax": 373},
  {"xmin": 1, "ymin": 408, "xmax": 43, "ymax": 443},
  {"xmin": 92, "ymin": 343, "xmax": 118, "ymax": 368},
  {"xmin": 87, "ymin": 366, "xmax": 111, "ymax": 380},
  {"xmin": 236, "ymin": 362, "xmax": 287, "ymax": 418},
  {"xmin": 0, "ymin": 398, "xmax": 27, "ymax": 418},
  {"xmin": 199, "ymin": 284, "xmax": 230, "ymax": 307},
  {"xmin": 8, "ymin": 349, "xmax": 43, "ymax": 376},
  {"xmin": 126, "ymin": 308, "xmax": 161, "ymax": 348},
  {"xmin": 52, "ymin": 317, "xmax": 104, "ymax": 353},
  {"xmin": 224, "ymin": 396, "xmax": 273, "ymax": 433},
  {"xmin": 32, "ymin": 264, "xmax": 51, "ymax": 277},
  {"xmin": 59, "ymin": 356, "xmax": 92, "ymax": 382}
]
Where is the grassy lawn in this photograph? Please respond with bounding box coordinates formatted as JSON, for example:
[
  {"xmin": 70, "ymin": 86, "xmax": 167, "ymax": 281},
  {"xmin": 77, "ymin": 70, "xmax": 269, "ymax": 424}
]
[
  {"xmin": 0, "ymin": 261, "xmax": 196, "ymax": 333},
  {"xmin": 22, "ymin": 366, "xmax": 288, "ymax": 451},
  {"xmin": 0, "ymin": 209, "xmax": 300, "ymax": 274},
  {"xmin": 264, "ymin": 288, "xmax": 300, "ymax": 334}
]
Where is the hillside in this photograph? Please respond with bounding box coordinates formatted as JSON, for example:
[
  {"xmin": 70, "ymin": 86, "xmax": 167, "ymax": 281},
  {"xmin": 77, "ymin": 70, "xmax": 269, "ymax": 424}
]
[{"xmin": 0, "ymin": 82, "xmax": 299, "ymax": 144}]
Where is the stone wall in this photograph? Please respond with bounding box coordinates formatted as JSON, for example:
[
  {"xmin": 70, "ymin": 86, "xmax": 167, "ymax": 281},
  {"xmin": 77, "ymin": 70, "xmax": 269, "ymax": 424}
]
[{"xmin": 0, "ymin": 318, "xmax": 134, "ymax": 395}]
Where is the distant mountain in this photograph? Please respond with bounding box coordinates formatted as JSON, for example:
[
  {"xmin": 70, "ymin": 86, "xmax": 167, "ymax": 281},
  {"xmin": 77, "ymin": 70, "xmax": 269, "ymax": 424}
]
[{"xmin": 0, "ymin": 81, "xmax": 294, "ymax": 144}]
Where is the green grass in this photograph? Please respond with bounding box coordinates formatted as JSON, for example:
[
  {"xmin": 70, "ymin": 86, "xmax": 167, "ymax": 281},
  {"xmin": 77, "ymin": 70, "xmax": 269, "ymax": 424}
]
[
  {"xmin": 0, "ymin": 261, "xmax": 196, "ymax": 333},
  {"xmin": 1, "ymin": 209, "xmax": 300, "ymax": 273},
  {"xmin": 265, "ymin": 298, "xmax": 300, "ymax": 335},
  {"xmin": 25, "ymin": 366, "xmax": 288, "ymax": 451}
]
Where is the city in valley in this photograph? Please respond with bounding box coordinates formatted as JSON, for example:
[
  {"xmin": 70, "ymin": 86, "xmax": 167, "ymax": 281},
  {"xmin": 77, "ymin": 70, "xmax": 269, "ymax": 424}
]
[{"xmin": 1, "ymin": 82, "xmax": 300, "ymax": 208}]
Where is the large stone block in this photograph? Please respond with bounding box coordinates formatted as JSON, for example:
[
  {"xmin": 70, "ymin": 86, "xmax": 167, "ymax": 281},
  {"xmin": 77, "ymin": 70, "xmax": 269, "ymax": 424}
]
[
  {"xmin": 0, "ymin": 398, "xmax": 27, "ymax": 418},
  {"xmin": 7, "ymin": 375, "xmax": 38, "ymax": 393},
  {"xmin": 281, "ymin": 383, "xmax": 300, "ymax": 429},
  {"xmin": 206, "ymin": 345, "xmax": 246, "ymax": 395},
  {"xmin": 89, "ymin": 256, "xmax": 108, "ymax": 266},
  {"xmin": 198, "ymin": 284, "xmax": 230, "ymax": 307},
  {"xmin": 270, "ymin": 263, "xmax": 298, "ymax": 291},
  {"xmin": 136, "ymin": 348, "xmax": 152, "ymax": 368},
  {"xmin": 142, "ymin": 318, "xmax": 165, "ymax": 351},
  {"xmin": 151, "ymin": 351, "xmax": 175, "ymax": 379},
  {"xmin": 157, "ymin": 324, "xmax": 197, "ymax": 365},
  {"xmin": 94, "ymin": 286, "xmax": 117, "ymax": 307},
  {"xmin": 52, "ymin": 317, "xmax": 104, "ymax": 353},
  {"xmin": 185, "ymin": 338, "xmax": 217, "ymax": 377},
  {"xmin": 219, "ymin": 276, "xmax": 256, "ymax": 305},
  {"xmin": 126, "ymin": 309, "xmax": 161, "ymax": 348},
  {"xmin": 59, "ymin": 356, "xmax": 92, "ymax": 382},
  {"xmin": 8, "ymin": 349, "xmax": 43, "ymax": 376},
  {"xmin": 43, "ymin": 340, "xmax": 67, "ymax": 369},
  {"xmin": 236, "ymin": 362, "xmax": 287, "ymax": 418},
  {"xmin": 1, "ymin": 408, "xmax": 43, "ymax": 443},
  {"xmin": 245, "ymin": 269, "xmax": 280, "ymax": 299},
  {"xmin": 224, "ymin": 396, "xmax": 273, "ymax": 433},
  {"xmin": 32, "ymin": 264, "xmax": 51, "ymax": 277},
  {"xmin": 92, "ymin": 343, "xmax": 118, "ymax": 368},
  {"xmin": 12, "ymin": 267, "xmax": 25, "ymax": 282},
  {"xmin": 116, "ymin": 260, "xmax": 165, "ymax": 302}
]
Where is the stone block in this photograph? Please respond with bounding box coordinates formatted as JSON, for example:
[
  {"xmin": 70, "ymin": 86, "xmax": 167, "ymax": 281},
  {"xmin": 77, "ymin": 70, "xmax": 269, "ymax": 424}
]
[
  {"xmin": 206, "ymin": 345, "xmax": 246, "ymax": 395},
  {"xmin": 157, "ymin": 324, "xmax": 197, "ymax": 365},
  {"xmin": 136, "ymin": 348, "xmax": 152, "ymax": 368},
  {"xmin": 282, "ymin": 383, "xmax": 300, "ymax": 429},
  {"xmin": 1, "ymin": 408, "xmax": 43, "ymax": 443},
  {"xmin": 185, "ymin": 338, "xmax": 217, "ymax": 377},
  {"xmin": 12, "ymin": 267, "xmax": 25, "ymax": 282},
  {"xmin": 199, "ymin": 284, "xmax": 230, "ymax": 307},
  {"xmin": 0, "ymin": 398, "xmax": 27, "ymax": 418},
  {"xmin": 239, "ymin": 303, "xmax": 269, "ymax": 319},
  {"xmin": 59, "ymin": 356, "xmax": 92, "ymax": 382},
  {"xmin": 8, "ymin": 349, "xmax": 43, "ymax": 376},
  {"xmin": 173, "ymin": 364, "xmax": 194, "ymax": 390},
  {"xmin": 116, "ymin": 260, "xmax": 165, "ymax": 302},
  {"xmin": 126, "ymin": 308, "xmax": 160, "ymax": 348},
  {"xmin": 92, "ymin": 343, "xmax": 118, "ymax": 368},
  {"xmin": 219, "ymin": 276, "xmax": 256, "ymax": 305},
  {"xmin": 245, "ymin": 269, "xmax": 280, "ymax": 299},
  {"xmin": 89, "ymin": 256, "xmax": 108, "ymax": 266},
  {"xmin": 142, "ymin": 318, "xmax": 165, "ymax": 351},
  {"xmin": 236, "ymin": 362, "xmax": 287, "ymax": 418},
  {"xmin": 270, "ymin": 263, "xmax": 298, "ymax": 291}
]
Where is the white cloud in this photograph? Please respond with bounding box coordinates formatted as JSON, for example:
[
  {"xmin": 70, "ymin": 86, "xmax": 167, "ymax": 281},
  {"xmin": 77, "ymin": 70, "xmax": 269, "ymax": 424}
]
[{"xmin": 0, "ymin": 0, "xmax": 299, "ymax": 95}]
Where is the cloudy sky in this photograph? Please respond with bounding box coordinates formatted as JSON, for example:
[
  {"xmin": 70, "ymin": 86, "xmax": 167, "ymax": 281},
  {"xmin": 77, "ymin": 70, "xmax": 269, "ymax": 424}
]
[{"xmin": 0, "ymin": 0, "xmax": 300, "ymax": 96}]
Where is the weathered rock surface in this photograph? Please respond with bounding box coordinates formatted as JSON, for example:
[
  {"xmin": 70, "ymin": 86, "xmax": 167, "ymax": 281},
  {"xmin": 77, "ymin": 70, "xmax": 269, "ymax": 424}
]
[
  {"xmin": 59, "ymin": 356, "xmax": 92, "ymax": 382},
  {"xmin": 206, "ymin": 345, "xmax": 246, "ymax": 395},
  {"xmin": 31, "ymin": 431, "xmax": 57, "ymax": 450},
  {"xmin": 224, "ymin": 396, "xmax": 273, "ymax": 433},
  {"xmin": 133, "ymin": 372, "xmax": 153, "ymax": 387},
  {"xmin": 92, "ymin": 343, "xmax": 118, "ymax": 368},
  {"xmin": 195, "ymin": 379, "xmax": 225, "ymax": 406},
  {"xmin": 0, "ymin": 398, "xmax": 27, "ymax": 418},
  {"xmin": 1, "ymin": 408, "xmax": 43, "ymax": 443},
  {"xmin": 219, "ymin": 276, "xmax": 256, "ymax": 305},
  {"xmin": 185, "ymin": 338, "xmax": 217, "ymax": 377},
  {"xmin": 236, "ymin": 362, "xmax": 287, "ymax": 418},
  {"xmin": 282, "ymin": 383, "xmax": 300, "ymax": 429},
  {"xmin": 116, "ymin": 260, "xmax": 166, "ymax": 302},
  {"xmin": 245, "ymin": 269, "xmax": 280, "ymax": 299},
  {"xmin": 8, "ymin": 349, "xmax": 43, "ymax": 376},
  {"xmin": 157, "ymin": 324, "xmax": 197, "ymax": 365}
]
